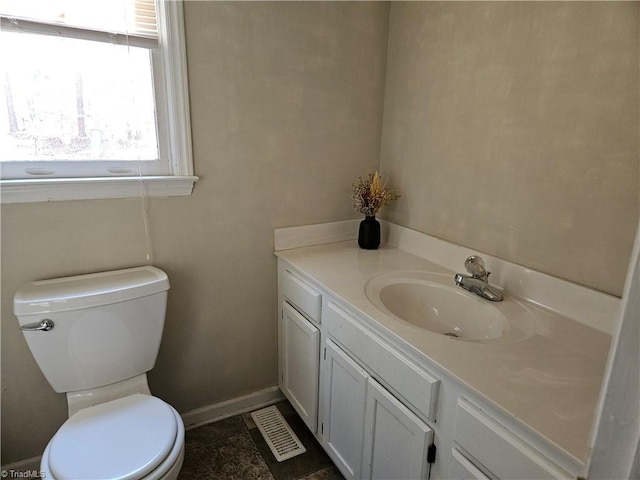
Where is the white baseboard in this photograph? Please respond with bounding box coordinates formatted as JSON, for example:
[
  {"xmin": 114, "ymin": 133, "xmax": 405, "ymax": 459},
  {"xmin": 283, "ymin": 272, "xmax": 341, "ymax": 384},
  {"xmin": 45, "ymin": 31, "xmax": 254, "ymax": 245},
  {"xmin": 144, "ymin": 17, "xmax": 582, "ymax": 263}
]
[
  {"xmin": 181, "ymin": 385, "xmax": 285, "ymax": 430},
  {"xmin": 2, "ymin": 386, "xmax": 286, "ymax": 470}
]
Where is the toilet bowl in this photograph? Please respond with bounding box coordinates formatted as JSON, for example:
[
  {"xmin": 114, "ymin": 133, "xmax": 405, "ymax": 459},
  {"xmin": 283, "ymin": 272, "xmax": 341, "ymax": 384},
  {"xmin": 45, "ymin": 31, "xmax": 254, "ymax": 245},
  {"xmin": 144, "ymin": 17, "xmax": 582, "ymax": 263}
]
[
  {"xmin": 41, "ymin": 395, "xmax": 184, "ymax": 480},
  {"xmin": 14, "ymin": 267, "xmax": 185, "ymax": 480}
]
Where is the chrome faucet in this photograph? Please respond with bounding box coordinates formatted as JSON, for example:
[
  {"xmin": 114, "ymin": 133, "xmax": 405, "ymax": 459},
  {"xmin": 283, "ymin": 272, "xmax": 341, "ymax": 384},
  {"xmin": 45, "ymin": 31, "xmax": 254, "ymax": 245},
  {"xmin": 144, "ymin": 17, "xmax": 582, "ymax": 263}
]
[{"xmin": 454, "ymin": 255, "xmax": 503, "ymax": 302}]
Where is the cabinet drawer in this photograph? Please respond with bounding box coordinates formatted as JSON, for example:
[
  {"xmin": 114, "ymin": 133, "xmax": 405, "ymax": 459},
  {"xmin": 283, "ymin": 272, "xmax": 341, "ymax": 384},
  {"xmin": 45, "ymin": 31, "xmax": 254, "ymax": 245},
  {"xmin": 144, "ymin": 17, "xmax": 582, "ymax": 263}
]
[
  {"xmin": 450, "ymin": 448, "xmax": 491, "ymax": 480},
  {"xmin": 455, "ymin": 398, "xmax": 570, "ymax": 479},
  {"xmin": 325, "ymin": 301, "xmax": 440, "ymax": 422},
  {"xmin": 283, "ymin": 270, "xmax": 321, "ymax": 323}
]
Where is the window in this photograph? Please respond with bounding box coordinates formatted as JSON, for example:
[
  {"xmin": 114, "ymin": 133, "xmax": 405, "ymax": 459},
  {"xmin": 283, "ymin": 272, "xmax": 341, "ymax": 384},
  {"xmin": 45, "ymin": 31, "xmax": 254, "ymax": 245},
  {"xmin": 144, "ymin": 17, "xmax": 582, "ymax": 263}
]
[{"xmin": 0, "ymin": 0, "xmax": 196, "ymax": 203}]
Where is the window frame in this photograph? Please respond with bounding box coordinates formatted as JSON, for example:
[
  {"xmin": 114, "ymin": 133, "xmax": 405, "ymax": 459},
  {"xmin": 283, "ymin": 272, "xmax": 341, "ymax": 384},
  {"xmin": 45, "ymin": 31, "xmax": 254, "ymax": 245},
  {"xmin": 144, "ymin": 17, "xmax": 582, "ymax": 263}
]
[{"xmin": 0, "ymin": 0, "xmax": 197, "ymax": 204}]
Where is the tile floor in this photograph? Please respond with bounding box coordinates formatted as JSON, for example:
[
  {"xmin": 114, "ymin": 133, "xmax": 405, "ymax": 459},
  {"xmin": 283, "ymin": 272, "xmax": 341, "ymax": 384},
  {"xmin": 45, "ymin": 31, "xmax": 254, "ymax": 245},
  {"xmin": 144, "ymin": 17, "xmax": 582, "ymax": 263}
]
[{"xmin": 178, "ymin": 401, "xmax": 345, "ymax": 480}]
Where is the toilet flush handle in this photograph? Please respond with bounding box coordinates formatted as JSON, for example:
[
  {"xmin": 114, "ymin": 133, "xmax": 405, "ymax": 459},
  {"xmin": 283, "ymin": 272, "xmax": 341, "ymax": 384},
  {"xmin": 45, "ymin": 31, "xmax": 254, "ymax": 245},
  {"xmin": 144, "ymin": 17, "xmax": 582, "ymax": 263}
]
[{"xmin": 20, "ymin": 319, "xmax": 54, "ymax": 332}]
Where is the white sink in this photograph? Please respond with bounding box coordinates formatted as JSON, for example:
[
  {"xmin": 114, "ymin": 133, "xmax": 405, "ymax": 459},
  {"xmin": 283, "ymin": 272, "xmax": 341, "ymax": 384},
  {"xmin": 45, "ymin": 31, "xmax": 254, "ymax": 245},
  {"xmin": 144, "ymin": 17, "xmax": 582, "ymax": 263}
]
[{"xmin": 364, "ymin": 271, "xmax": 536, "ymax": 343}]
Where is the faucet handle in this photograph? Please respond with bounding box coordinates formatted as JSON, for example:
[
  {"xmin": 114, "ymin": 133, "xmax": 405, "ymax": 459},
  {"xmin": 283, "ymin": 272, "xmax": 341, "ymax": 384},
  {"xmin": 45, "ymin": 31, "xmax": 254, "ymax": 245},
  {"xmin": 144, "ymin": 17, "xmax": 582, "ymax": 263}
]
[{"xmin": 464, "ymin": 255, "xmax": 487, "ymax": 278}]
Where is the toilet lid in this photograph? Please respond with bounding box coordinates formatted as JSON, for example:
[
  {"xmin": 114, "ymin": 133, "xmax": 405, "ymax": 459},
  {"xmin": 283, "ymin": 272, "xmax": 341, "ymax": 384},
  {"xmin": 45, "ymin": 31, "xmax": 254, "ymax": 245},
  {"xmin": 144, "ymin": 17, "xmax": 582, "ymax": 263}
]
[{"xmin": 48, "ymin": 394, "xmax": 178, "ymax": 480}]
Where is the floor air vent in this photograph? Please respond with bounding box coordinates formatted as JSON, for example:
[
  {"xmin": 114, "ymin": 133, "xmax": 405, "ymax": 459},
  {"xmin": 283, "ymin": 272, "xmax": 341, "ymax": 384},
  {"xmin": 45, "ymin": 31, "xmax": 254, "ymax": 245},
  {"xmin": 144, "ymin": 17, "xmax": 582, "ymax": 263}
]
[{"xmin": 250, "ymin": 405, "xmax": 306, "ymax": 462}]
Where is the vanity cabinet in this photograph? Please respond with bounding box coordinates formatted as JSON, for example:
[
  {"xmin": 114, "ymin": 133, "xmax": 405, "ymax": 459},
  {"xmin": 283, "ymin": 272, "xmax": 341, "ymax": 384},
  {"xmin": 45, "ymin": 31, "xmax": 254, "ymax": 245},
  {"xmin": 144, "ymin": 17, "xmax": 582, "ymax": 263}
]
[
  {"xmin": 277, "ymin": 259, "xmax": 584, "ymax": 480},
  {"xmin": 278, "ymin": 269, "xmax": 322, "ymax": 432},
  {"xmin": 322, "ymin": 338, "xmax": 434, "ymax": 480}
]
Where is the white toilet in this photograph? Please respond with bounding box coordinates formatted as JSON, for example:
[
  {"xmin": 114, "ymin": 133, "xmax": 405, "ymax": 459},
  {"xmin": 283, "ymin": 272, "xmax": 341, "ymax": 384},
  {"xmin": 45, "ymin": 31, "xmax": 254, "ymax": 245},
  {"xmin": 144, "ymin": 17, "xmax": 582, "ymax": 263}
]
[{"xmin": 14, "ymin": 266, "xmax": 185, "ymax": 480}]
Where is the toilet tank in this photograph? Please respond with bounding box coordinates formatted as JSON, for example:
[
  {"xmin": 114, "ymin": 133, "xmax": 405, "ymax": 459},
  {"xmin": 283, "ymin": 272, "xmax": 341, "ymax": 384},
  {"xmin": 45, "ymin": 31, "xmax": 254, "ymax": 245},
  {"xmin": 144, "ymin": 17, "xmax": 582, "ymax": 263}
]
[{"xmin": 14, "ymin": 266, "xmax": 170, "ymax": 393}]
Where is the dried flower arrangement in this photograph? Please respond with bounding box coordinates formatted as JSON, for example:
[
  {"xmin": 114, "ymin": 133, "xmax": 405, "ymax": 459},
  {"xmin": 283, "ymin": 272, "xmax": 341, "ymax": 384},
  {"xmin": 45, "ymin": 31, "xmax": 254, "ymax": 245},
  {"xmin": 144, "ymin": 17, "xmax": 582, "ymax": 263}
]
[{"xmin": 352, "ymin": 171, "xmax": 400, "ymax": 217}]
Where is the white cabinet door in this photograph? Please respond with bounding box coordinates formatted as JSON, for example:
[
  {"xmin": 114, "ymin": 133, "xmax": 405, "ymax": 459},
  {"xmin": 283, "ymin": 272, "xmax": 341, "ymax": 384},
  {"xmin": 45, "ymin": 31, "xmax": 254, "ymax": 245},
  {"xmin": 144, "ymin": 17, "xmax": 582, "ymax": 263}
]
[
  {"xmin": 281, "ymin": 301, "xmax": 320, "ymax": 432},
  {"xmin": 362, "ymin": 377, "xmax": 433, "ymax": 480},
  {"xmin": 322, "ymin": 339, "xmax": 369, "ymax": 480}
]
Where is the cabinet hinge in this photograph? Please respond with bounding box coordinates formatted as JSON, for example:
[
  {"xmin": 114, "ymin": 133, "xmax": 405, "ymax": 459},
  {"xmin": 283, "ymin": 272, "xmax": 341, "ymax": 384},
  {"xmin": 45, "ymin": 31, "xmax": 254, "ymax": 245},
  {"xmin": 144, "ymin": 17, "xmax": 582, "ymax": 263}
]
[
  {"xmin": 321, "ymin": 422, "xmax": 324, "ymax": 434},
  {"xmin": 427, "ymin": 443, "xmax": 437, "ymax": 464},
  {"xmin": 323, "ymin": 347, "xmax": 326, "ymax": 360}
]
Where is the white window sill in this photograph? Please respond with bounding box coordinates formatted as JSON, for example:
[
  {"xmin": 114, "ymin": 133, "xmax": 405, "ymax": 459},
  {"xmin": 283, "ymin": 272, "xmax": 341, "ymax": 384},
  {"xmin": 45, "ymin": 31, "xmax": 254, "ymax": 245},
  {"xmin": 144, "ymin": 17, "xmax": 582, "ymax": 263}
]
[{"xmin": 0, "ymin": 176, "xmax": 198, "ymax": 204}]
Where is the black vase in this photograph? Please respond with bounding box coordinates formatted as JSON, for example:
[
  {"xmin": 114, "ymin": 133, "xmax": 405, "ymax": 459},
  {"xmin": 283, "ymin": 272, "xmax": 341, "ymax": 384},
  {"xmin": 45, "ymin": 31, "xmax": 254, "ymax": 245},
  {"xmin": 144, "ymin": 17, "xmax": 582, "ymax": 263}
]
[{"xmin": 358, "ymin": 216, "xmax": 380, "ymax": 250}]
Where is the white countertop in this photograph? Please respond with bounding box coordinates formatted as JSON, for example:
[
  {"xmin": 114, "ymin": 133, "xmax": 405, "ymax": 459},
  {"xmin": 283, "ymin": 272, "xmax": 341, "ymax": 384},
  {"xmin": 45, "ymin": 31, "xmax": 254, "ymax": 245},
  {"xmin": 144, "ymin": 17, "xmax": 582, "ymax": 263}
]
[{"xmin": 276, "ymin": 240, "xmax": 612, "ymax": 466}]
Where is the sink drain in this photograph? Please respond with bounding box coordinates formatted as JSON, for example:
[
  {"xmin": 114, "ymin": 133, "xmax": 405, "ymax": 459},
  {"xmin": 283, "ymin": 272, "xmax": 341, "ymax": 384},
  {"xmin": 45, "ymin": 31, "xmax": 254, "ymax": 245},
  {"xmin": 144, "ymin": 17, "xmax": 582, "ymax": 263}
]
[{"xmin": 444, "ymin": 332, "xmax": 459, "ymax": 338}]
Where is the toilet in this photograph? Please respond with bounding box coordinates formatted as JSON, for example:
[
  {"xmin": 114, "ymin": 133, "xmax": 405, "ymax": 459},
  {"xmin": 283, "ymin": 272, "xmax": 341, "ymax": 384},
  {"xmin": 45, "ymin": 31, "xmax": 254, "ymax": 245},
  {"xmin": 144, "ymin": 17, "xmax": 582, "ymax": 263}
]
[{"xmin": 14, "ymin": 266, "xmax": 185, "ymax": 480}]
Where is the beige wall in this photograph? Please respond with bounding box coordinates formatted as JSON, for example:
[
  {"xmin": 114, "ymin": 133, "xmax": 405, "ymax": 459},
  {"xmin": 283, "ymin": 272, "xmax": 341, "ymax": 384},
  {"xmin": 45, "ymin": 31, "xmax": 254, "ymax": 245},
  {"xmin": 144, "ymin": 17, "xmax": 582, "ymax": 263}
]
[
  {"xmin": 0, "ymin": 2, "xmax": 389, "ymax": 464},
  {"xmin": 380, "ymin": 2, "xmax": 639, "ymax": 296},
  {"xmin": 2, "ymin": 0, "xmax": 639, "ymax": 466}
]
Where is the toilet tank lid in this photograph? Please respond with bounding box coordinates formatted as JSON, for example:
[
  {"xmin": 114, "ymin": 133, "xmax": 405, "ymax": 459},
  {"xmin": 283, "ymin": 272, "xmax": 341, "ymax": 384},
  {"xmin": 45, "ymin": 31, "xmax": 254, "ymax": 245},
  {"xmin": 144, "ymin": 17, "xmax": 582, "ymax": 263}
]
[{"xmin": 14, "ymin": 266, "xmax": 170, "ymax": 316}]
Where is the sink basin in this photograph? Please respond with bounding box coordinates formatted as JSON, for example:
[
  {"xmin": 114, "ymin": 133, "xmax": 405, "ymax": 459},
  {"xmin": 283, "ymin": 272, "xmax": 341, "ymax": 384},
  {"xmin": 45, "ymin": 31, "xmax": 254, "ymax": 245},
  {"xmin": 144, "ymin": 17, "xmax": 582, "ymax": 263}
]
[{"xmin": 364, "ymin": 271, "xmax": 536, "ymax": 343}]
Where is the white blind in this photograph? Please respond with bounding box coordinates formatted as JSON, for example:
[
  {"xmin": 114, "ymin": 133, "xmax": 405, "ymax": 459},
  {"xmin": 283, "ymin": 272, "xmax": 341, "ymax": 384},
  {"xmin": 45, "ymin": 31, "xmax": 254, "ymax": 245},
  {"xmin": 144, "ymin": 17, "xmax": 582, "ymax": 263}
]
[
  {"xmin": 135, "ymin": 0, "xmax": 157, "ymax": 36},
  {"xmin": 0, "ymin": 0, "xmax": 157, "ymax": 47}
]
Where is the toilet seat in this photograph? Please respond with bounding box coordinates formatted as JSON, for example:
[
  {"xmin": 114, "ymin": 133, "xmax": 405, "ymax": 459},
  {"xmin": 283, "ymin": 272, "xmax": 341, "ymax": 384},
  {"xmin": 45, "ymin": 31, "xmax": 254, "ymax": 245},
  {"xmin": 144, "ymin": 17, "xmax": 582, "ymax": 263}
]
[{"xmin": 42, "ymin": 394, "xmax": 184, "ymax": 480}]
